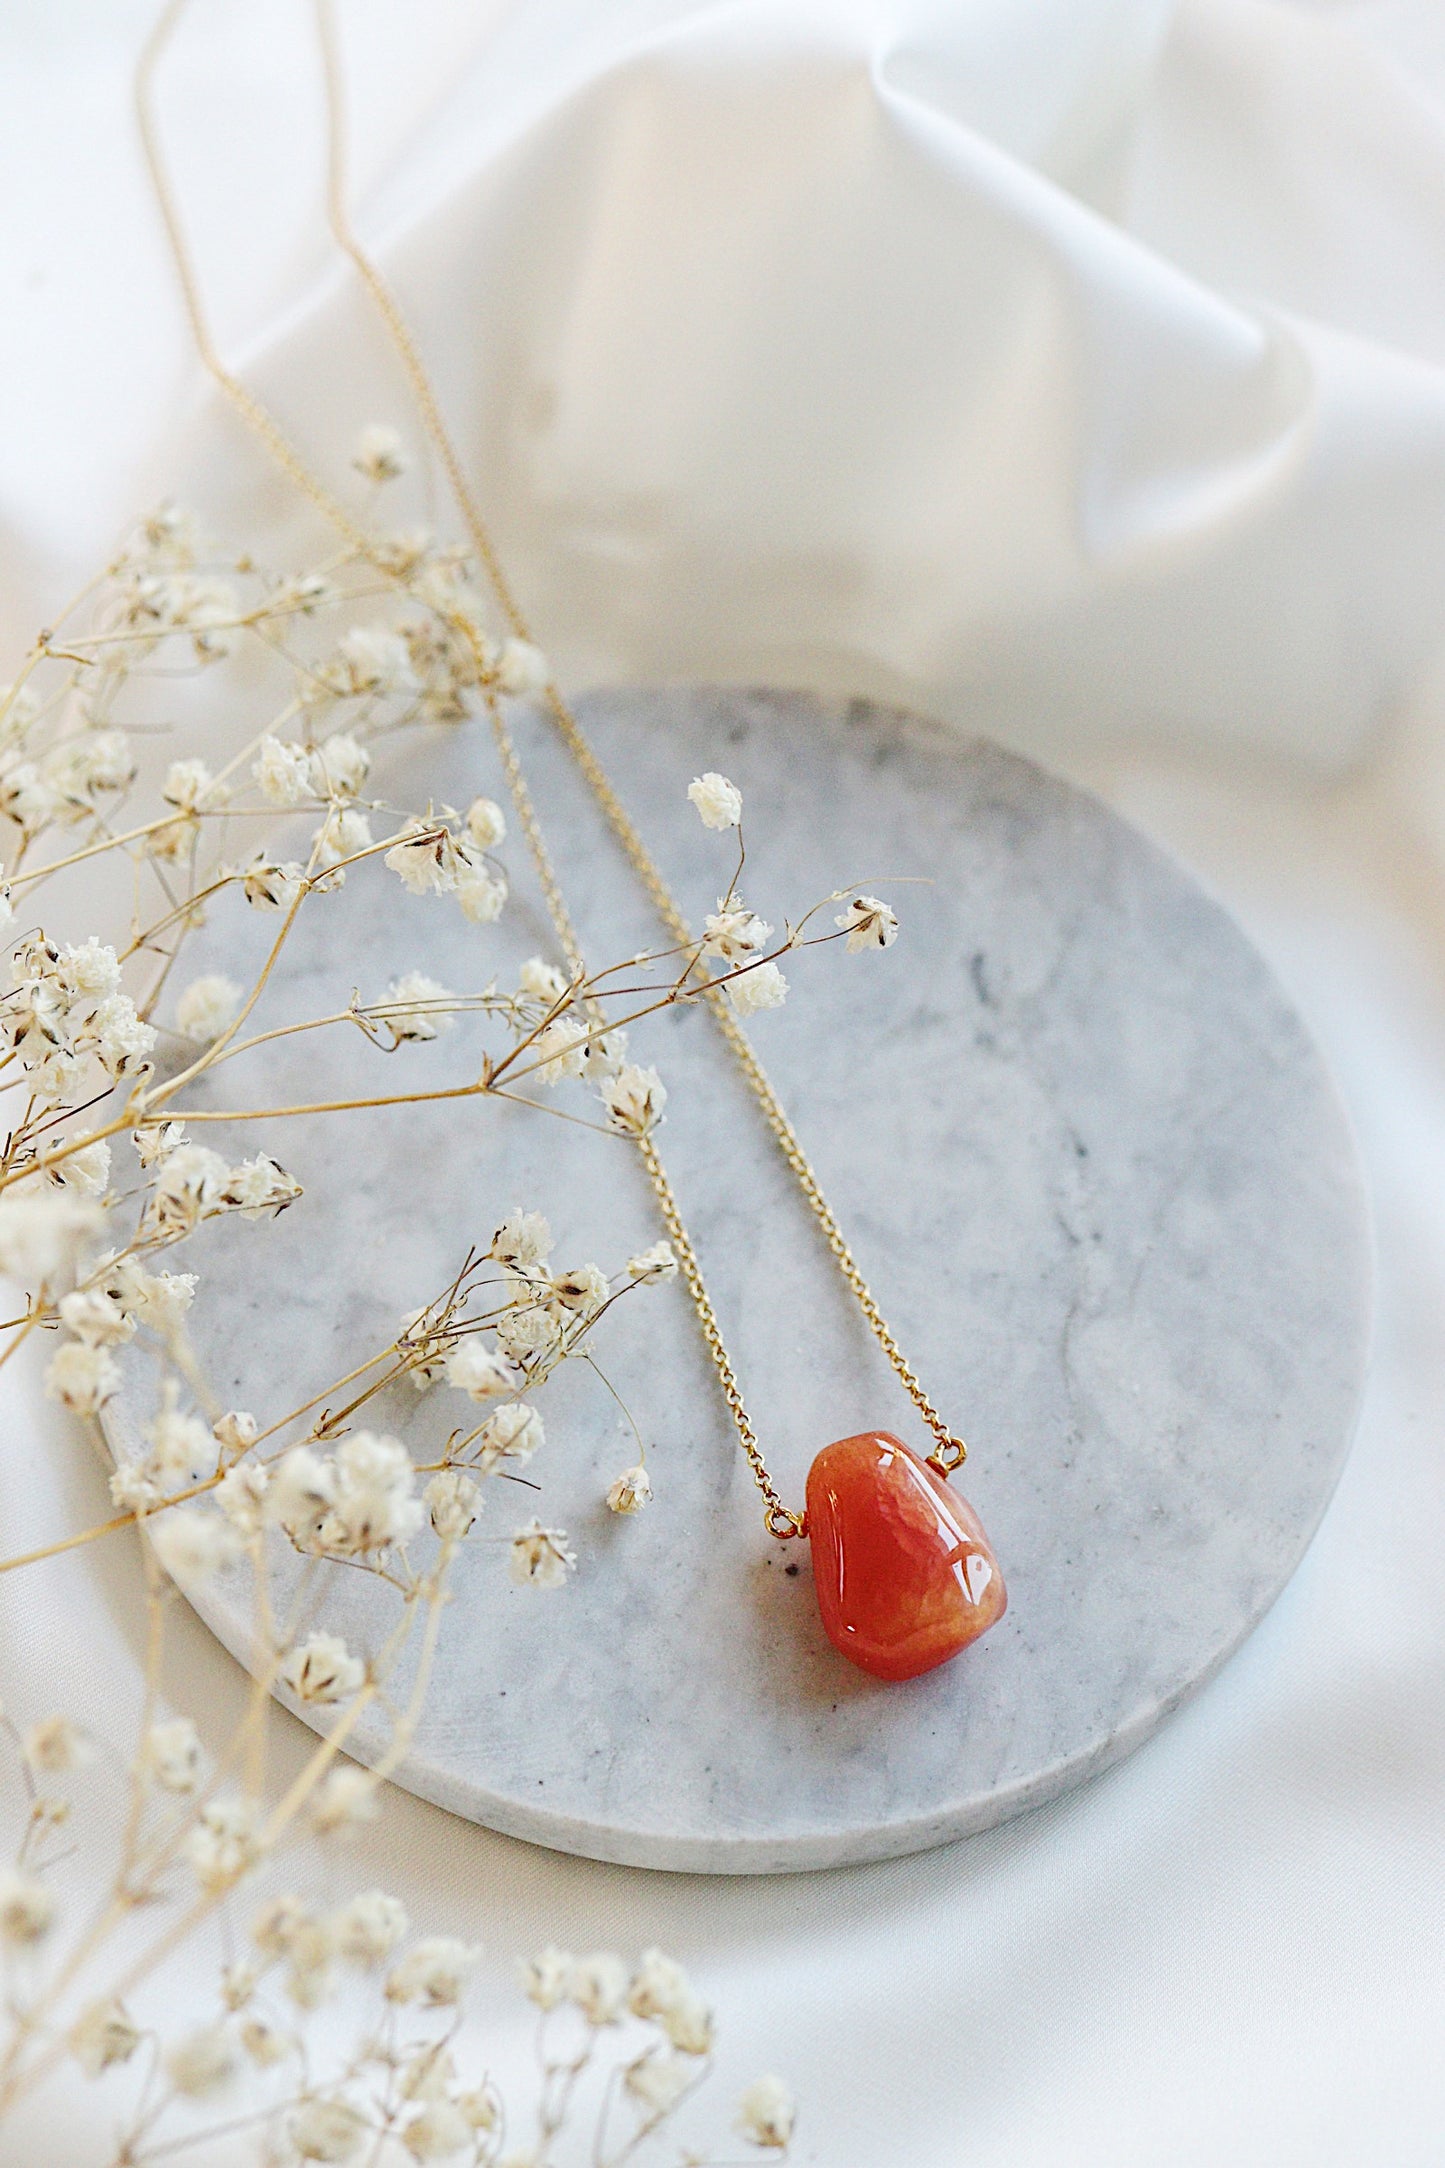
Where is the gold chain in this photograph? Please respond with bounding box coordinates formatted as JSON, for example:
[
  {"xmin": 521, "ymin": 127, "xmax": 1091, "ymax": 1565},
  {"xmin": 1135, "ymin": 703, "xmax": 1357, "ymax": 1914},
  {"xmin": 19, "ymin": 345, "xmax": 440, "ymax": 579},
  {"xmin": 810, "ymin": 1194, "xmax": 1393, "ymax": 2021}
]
[{"xmin": 136, "ymin": 0, "xmax": 966, "ymax": 1542}]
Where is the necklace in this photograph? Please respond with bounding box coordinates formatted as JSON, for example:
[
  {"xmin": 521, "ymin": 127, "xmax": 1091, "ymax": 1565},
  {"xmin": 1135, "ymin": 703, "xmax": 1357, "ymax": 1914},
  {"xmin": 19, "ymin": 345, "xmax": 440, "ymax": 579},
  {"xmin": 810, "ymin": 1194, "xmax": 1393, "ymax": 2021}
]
[{"xmin": 137, "ymin": 0, "xmax": 1006, "ymax": 1682}]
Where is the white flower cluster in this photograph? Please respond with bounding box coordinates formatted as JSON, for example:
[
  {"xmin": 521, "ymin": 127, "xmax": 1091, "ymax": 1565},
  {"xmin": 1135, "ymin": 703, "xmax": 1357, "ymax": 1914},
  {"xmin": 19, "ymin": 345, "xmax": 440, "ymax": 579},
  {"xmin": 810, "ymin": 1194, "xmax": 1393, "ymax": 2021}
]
[
  {"xmin": 0, "ymin": 683, "xmax": 137, "ymax": 840},
  {"xmin": 835, "ymin": 892, "xmax": 899, "ymax": 951},
  {"xmin": 133, "ymin": 1132, "xmax": 302, "ymax": 1245},
  {"xmin": 383, "ymin": 815, "xmax": 507, "ymax": 924},
  {"xmin": 261, "ymin": 1433, "xmax": 426, "ymax": 1562},
  {"xmin": 0, "ymin": 935, "xmax": 154, "ymax": 1106},
  {"xmin": 252, "ymin": 727, "xmax": 374, "ymax": 809},
  {"xmin": 513, "ymin": 1941, "xmax": 792, "ymax": 2143},
  {"xmin": 48, "ymin": 1259, "xmax": 197, "ymax": 1428}
]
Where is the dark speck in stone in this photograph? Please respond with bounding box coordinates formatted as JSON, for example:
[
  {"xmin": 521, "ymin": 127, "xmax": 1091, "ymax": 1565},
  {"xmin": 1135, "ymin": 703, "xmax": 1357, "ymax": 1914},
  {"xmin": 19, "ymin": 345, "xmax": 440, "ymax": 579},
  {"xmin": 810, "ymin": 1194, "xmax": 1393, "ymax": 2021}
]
[{"xmin": 785, "ymin": 1562, "xmax": 800, "ymax": 1577}]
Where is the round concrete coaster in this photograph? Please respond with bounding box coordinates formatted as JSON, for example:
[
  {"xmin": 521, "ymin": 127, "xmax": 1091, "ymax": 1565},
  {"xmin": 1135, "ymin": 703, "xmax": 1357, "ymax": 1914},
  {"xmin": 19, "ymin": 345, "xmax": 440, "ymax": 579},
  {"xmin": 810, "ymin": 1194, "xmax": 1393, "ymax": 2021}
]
[{"xmin": 103, "ymin": 689, "xmax": 1371, "ymax": 1872}]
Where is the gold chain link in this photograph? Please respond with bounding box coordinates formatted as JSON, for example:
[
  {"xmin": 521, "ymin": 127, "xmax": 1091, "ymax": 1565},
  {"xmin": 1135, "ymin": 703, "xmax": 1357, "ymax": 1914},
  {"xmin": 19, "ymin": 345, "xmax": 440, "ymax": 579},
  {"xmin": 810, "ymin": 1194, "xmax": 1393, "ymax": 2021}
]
[{"xmin": 137, "ymin": 0, "xmax": 965, "ymax": 1541}]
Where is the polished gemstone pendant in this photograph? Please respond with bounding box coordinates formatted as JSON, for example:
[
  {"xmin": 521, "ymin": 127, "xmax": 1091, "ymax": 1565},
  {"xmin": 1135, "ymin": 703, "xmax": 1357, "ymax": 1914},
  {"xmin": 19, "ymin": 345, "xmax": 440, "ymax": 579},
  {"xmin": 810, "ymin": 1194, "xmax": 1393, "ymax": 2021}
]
[{"xmin": 805, "ymin": 1431, "xmax": 1006, "ymax": 1681}]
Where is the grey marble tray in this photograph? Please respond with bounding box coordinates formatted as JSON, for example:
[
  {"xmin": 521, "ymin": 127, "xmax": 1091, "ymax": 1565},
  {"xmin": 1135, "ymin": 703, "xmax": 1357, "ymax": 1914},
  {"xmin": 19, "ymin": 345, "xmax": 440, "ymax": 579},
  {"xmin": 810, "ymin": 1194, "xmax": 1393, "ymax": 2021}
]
[{"xmin": 104, "ymin": 689, "xmax": 1371, "ymax": 1872}]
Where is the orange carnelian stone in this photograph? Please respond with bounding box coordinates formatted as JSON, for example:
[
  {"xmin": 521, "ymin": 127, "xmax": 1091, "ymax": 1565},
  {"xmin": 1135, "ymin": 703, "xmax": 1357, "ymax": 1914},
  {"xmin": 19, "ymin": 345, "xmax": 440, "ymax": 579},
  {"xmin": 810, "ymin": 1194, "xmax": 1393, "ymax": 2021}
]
[{"xmin": 805, "ymin": 1431, "xmax": 1006, "ymax": 1681}]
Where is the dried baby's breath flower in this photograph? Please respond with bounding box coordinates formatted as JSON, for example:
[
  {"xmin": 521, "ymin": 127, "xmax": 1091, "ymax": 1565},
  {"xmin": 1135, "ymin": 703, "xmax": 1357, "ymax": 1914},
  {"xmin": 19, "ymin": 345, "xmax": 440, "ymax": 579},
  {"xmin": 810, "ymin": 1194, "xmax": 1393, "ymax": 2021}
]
[
  {"xmin": 398, "ymin": 1307, "xmax": 451, "ymax": 1389},
  {"xmin": 213, "ymin": 1407, "xmax": 259, "ymax": 1457},
  {"xmin": 132, "ymin": 1267, "xmax": 197, "ymax": 1335},
  {"xmin": 423, "ymin": 1468, "xmax": 482, "ymax": 1541},
  {"xmin": 145, "ymin": 1141, "xmax": 229, "ymax": 1240},
  {"xmin": 175, "ymin": 972, "xmax": 241, "ymax": 1042},
  {"xmin": 254, "ymin": 733, "xmax": 316, "ymax": 807},
  {"xmin": 402, "ymin": 2101, "xmax": 474, "ymax": 2160},
  {"xmin": 291, "ymin": 2095, "xmax": 367, "ymax": 2162},
  {"xmin": 517, "ymin": 955, "xmax": 568, "ymax": 1003},
  {"xmin": 332, "ymin": 626, "xmax": 413, "ymax": 699},
  {"xmin": 628, "ymin": 1947, "xmax": 691, "ymax": 2023},
  {"xmin": 727, "ymin": 959, "xmax": 788, "ymax": 1017},
  {"xmin": 490, "ymin": 1208, "xmax": 552, "ymax": 1270},
  {"xmin": 532, "ymin": 1017, "xmax": 588, "ymax": 1083},
  {"xmin": 221, "ymin": 1957, "xmax": 259, "ymax": 2010},
  {"xmin": 384, "ymin": 971, "xmax": 455, "ymax": 1042},
  {"xmin": 184, "ymin": 1797, "xmax": 259, "ymax": 1891},
  {"xmin": 600, "ymin": 1062, "xmax": 667, "ymax": 1136},
  {"xmin": 220, "ymin": 1152, "xmax": 303, "ymax": 1219},
  {"xmin": 57, "ymin": 1287, "xmax": 131, "ymax": 1347},
  {"xmin": 331, "ymin": 1889, "xmax": 408, "ymax": 1966},
  {"xmin": 568, "ymin": 1951, "xmax": 629, "ymax": 2026},
  {"xmin": 626, "ymin": 2050, "xmax": 695, "ymax": 2118},
  {"xmin": 606, "ymin": 1463, "xmax": 652, "ymax": 1516},
  {"xmin": 281, "ymin": 1633, "xmax": 366, "ymax": 1705},
  {"xmin": 150, "ymin": 1508, "xmax": 241, "ymax": 1581},
  {"xmin": 385, "ymin": 1935, "xmax": 479, "ymax": 2007},
  {"xmin": 164, "ymin": 2022, "xmax": 238, "ymax": 2097},
  {"xmin": 0, "ymin": 1869, "xmax": 54, "ymax": 1946},
  {"xmin": 662, "ymin": 1991, "xmax": 716, "ymax": 2057},
  {"xmin": 45, "ymin": 1338, "xmax": 120, "ymax": 1415},
  {"xmin": 376, "ymin": 526, "xmax": 432, "ymax": 578},
  {"xmin": 455, "ymin": 850, "xmax": 507, "ymax": 925},
  {"xmin": 521, "ymin": 1945, "xmax": 572, "ymax": 2011},
  {"xmin": 312, "ymin": 805, "xmax": 373, "ymax": 877},
  {"xmin": 550, "ymin": 1262, "xmax": 607, "ymax": 1315},
  {"xmin": 311, "ymin": 1766, "xmax": 380, "ymax": 1837},
  {"xmin": 272, "ymin": 568, "xmax": 334, "ymax": 615},
  {"xmin": 446, "ymin": 1340, "xmax": 523, "ymax": 1404},
  {"xmin": 310, "ymin": 730, "xmax": 369, "ymax": 798},
  {"xmin": 687, "ymin": 771, "xmax": 742, "ymax": 829},
  {"xmin": 285, "ymin": 1916, "xmax": 337, "ymax": 2008},
  {"xmin": 497, "ymin": 1301, "xmax": 561, "ymax": 1363},
  {"xmin": 109, "ymin": 1464, "xmax": 162, "ymax": 1515},
  {"xmin": 477, "ymin": 1401, "xmax": 543, "ymax": 1465},
  {"xmin": 69, "ymin": 1999, "xmax": 141, "ymax": 2077},
  {"xmin": 835, "ymin": 893, "xmax": 898, "ymax": 952},
  {"xmin": 142, "ymin": 1383, "xmax": 213, "ymax": 1485},
  {"xmin": 251, "ymin": 1893, "xmax": 312, "ymax": 1959},
  {"xmin": 701, "ymin": 899, "xmax": 772, "ymax": 963},
  {"xmin": 242, "ymin": 854, "xmax": 305, "ymax": 912},
  {"xmin": 494, "ymin": 636, "xmax": 550, "ymax": 697},
  {"xmin": 94, "ymin": 993, "xmax": 156, "ymax": 1077},
  {"xmin": 215, "ymin": 1461, "xmax": 268, "ymax": 1535},
  {"xmin": 737, "ymin": 2073, "xmax": 796, "ymax": 2149},
  {"xmin": 162, "ymin": 757, "xmax": 214, "ymax": 813},
  {"xmin": 0, "ymin": 763, "xmax": 60, "ymax": 834},
  {"xmin": 0, "ymin": 1189, "xmax": 103, "ymax": 1287},
  {"xmin": 353, "ymin": 422, "xmax": 408, "ymax": 483},
  {"xmin": 384, "ymin": 818, "xmax": 456, "ymax": 897},
  {"xmin": 23, "ymin": 1715, "xmax": 90, "ymax": 1774},
  {"xmin": 626, "ymin": 1239, "xmax": 678, "ymax": 1282},
  {"xmin": 313, "ymin": 1432, "xmax": 424, "ymax": 1557},
  {"xmin": 269, "ymin": 1446, "xmax": 335, "ymax": 1545},
  {"xmin": 133, "ymin": 1120, "xmax": 185, "ymax": 1168},
  {"xmin": 140, "ymin": 1717, "xmax": 202, "ymax": 1794},
  {"xmin": 45, "ymin": 1137, "xmax": 111, "ymax": 1198},
  {"xmin": 509, "ymin": 1519, "xmax": 575, "ymax": 1589},
  {"xmin": 465, "ymin": 795, "xmax": 506, "ymax": 849},
  {"xmin": 240, "ymin": 2014, "xmax": 295, "ymax": 2068}
]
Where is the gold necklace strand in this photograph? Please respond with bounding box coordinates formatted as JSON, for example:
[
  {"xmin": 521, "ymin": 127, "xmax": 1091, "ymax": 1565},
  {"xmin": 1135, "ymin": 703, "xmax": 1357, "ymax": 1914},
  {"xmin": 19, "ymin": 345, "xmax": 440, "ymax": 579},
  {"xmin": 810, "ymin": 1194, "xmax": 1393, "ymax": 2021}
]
[
  {"xmin": 138, "ymin": 0, "xmax": 807, "ymax": 1539},
  {"xmin": 309, "ymin": 0, "xmax": 968, "ymax": 1483}
]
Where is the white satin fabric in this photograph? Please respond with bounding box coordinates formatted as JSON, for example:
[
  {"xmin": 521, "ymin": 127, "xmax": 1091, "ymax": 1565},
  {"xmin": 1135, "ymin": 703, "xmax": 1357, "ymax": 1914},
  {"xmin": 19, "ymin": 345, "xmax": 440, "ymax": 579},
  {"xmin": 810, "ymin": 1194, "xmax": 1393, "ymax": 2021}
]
[{"xmin": 3, "ymin": 2, "xmax": 1444, "ymax": 2161}]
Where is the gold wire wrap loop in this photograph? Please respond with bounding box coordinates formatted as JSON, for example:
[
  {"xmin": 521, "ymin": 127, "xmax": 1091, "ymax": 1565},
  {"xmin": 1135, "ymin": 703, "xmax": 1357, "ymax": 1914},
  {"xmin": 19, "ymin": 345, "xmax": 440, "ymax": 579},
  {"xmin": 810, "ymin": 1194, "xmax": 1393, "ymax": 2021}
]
[{"xmin": 137, "ymin": 0, "xmax": 970, "ymax": 1535}]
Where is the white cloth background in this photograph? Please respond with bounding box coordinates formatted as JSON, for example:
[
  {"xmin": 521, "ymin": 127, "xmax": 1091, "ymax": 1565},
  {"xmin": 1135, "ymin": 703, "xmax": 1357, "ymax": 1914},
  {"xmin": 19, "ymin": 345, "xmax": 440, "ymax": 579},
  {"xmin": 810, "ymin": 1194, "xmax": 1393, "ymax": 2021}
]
[{"xmin": 2, "ymin": 1, "xmax": 1444, "ymax": 2160}]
